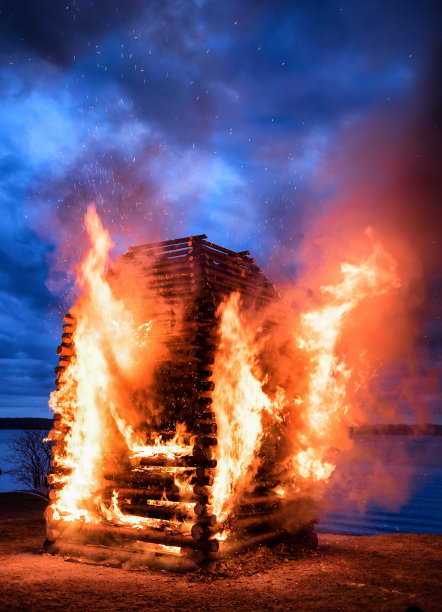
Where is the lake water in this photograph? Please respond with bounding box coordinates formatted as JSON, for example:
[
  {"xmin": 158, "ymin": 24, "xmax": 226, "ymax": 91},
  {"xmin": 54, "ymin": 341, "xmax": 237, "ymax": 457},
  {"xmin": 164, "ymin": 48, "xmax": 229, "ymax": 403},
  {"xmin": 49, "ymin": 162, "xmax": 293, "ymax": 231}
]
[
  {"xmin": 317, "ymin": 435, "xmax": 442, "ymax": 535},
  {"xmin": 0, "ymin": 430, "xmax": 441, "ymax": 534}
]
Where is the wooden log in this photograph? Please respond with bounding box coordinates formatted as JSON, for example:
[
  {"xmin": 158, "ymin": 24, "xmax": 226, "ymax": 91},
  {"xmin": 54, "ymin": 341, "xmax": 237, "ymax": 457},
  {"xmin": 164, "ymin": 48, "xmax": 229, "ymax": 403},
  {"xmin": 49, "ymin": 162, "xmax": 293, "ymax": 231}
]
[
  {"xmin": 148, "ymin": 278, "xmax": 198, "ymax": 292},
  {"xmin": 204, "ymin": 277, "xmax": 259, "ymax": 298},
  {"xmin": 195, "ymin": 421, "xmax": 217, "ymax": 435},
  {"xmin": 45, "ymin": 540, "xmax": 202, "ymax": 572},
  {"xmin": 139, "ymin": 455, "xmax": 195, "ymax": 468},
  {"xmin": 104, "ymin": 487, "xmax": 207, "ymax": 504},
  {"xmin": 191, "ymin": 436, "xmax": 217, "ymax": 448},
  {"xmin": 190, "ymin": 470, "xmax": 215, "ymax": 486},
  {"xmin": 61, "ymin": 332, "xmax": 73, "ymax": 343},
  {"xmin": 203, "ymin": 261, "xmax": 262, "ymax": 290},
  {"xmin": 191, "ymin": 523, "xmax": 217, "ymax": 542},
  {"xmin": 195, "ymin": 514, "xmax": 217, "ymax": 527},
  {"xmin": 201, "ymin": 256, "xmax": 259, "ymax": 284},
  {"xmin": 139, "ymin": 455, "xmax": 217, "ymax": 469},
  {"xmin": 192, "ymin": 484, "xmax": 212, "ymax": 497},
  {"xmin": 104, "ymin": 470, "xmax": 193, "ymax": 488},
  {"xmin": 128, "ymin": 234, "xmax": 207, "ymax": 252},
  {"xmin": 120, "ymin": 504, "xmax": 191, "ymax": 522},
  {"xmin": 63, "ymin": 313, "xmax": 76, "ymax": 324},
  {"xmin": 56, "ymin": 343, "xmax": 74, "ymax": 356},
  {"xmin": 192, "ymin": 446, "xmax": 215, "ymax": 463},
  {"xmin": 54, "ymin": 520, "xmax": 220, "ymax": 553},
  {"xmin": 63, "ymin": 323, "xmax": 75, "ymax": 333},
  {"xmin": 200, "ymin": 239, "xmax": 253, "ymax": 262},
  {"xmin": 195, "ymin": 466, "xmax": 215, "ymax": 479},
  {"xmin": 151, "ymin": 248, "xmax": 194, "ymax": 261},
  {"xmin": 145, "ymin": 267, "xmax": 197, "ymax": 282},
  {"xmin": 126, "ymin": 243, "xmax": 192, "ymax": 258}
]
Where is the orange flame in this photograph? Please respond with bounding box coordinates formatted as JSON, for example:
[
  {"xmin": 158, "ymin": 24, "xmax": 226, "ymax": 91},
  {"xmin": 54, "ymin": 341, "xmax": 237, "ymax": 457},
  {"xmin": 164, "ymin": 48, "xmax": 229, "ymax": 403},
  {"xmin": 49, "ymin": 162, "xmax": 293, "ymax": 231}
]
[
  {"xmin": 288, "ymin": 233, "xmax": 401, "ymax": 484},
  {"xmin": 211, "ymin": 292, "xmax": 284, "ymax": 522},
  {"xmin": 48, "ymin": 206, "xmax": 191, "ymax": 526}
]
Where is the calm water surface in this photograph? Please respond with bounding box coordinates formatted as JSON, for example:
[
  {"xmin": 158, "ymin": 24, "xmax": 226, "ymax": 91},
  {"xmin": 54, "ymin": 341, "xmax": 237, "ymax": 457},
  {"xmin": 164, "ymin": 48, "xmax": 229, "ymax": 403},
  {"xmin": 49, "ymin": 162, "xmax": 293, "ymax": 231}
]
[
  {"xmin": 318, "ymin": 435, "xmax": 442, "ymax": 535},
  {"xmin": 0, "ymin": 431, "xmax": 441, "ymax": 534}
]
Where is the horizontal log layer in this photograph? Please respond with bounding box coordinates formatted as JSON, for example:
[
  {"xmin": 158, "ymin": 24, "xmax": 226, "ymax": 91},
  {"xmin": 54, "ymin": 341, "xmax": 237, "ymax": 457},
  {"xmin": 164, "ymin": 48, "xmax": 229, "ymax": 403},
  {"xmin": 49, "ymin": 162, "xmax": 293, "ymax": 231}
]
[
  {"xmin": 128, "ymin": 234, "xmax": 207, "ymax": 252},
  {"xmin": 192, "ymin": 446, "xmax": 216, "ymax": 463},
  {"xmin": 138, "ymin": 253, "xmax": 195, "ymax": 270},
  {"xmin": 104, "ymin": 469, "xmax": 194, "ymax": 487},
  {"xmin": 200, "ymin": 240, "xmax": 254, "ymax": 263},
  {"xmin": 139, "ymin": 455, "xmax": 216, "ymax": 469},
  {"xmin": 145, "ymin": 273, "xmax": 199, "ymax": 288},
  {"xmin": 200, "ymin": 257, "xmax": 264, "ymax": 285},
  {"xmin": 105, "ymin": 487, "xmax": 209, "ymax": 506},
  {"xmin": 51, "ymin": 521, "xmax": 197, "ymax": 549},
  {"xmin": 203, "ymin": 263, "xmax": 267, "ymax": 293},
  {"xmin": 192, "ymin": 247, "xmax": 257, "ymax": 270},
  {"xmin": 53, "ymin": 520, "xmax": 219, "ymax": 552},
  {"xmin": 120, "ymin": 503, "xmax": 191, "ymax": 522},
  {"xmin": 45, "ymin": 540, "xmax": 202, "ymax": 571},
  {"xmin": 204, "ymin": 277, "xmax": 276, "ymax": 300}
]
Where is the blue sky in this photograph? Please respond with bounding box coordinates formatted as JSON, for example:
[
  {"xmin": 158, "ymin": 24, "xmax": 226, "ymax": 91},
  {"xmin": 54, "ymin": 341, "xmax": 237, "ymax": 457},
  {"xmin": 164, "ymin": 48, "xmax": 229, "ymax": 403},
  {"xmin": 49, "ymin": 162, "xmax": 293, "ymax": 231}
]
[{"xmin": 0, "ymin": 0, "xmax": 440, "ymax": 418}]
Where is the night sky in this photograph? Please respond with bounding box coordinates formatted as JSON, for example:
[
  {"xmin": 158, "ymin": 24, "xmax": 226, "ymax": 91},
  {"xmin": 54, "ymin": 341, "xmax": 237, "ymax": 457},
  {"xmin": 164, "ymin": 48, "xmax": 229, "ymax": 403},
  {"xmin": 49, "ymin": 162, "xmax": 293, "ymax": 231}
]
[{"xmin": 0, "ymin": 1, "xmax": 440, "ymax": 418}]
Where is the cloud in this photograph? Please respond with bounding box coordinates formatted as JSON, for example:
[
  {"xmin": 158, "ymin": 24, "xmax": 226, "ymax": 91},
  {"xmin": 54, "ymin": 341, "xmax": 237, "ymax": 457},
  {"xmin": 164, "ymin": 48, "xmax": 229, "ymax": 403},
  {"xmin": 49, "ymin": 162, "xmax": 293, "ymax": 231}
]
[{"xmin": 0, "ymin": 0, "xmax": 440, "ymax": 416}]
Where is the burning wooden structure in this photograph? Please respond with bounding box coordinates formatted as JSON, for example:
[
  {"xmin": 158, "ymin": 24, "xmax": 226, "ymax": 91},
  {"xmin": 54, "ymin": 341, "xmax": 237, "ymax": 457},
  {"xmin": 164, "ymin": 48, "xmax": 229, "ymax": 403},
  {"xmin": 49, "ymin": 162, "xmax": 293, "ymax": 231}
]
[{"xmin": 45, "ymin": 233, "xmax": 316, "ymax": 570}]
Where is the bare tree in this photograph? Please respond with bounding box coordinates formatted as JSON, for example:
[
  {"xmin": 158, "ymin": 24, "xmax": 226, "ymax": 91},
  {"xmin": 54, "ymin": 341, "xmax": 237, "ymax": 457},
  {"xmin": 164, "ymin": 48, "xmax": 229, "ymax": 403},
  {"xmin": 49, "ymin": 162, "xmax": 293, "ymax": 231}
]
[{"xmin": 6, "ymin": 430, "xmax": 52, "ymax": 490}]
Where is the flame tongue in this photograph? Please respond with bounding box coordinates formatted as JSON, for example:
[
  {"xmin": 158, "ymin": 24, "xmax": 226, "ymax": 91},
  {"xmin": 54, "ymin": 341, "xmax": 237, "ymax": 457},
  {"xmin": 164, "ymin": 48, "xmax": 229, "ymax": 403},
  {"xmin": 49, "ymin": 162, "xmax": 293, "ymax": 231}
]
[
  {"xmin": 211, "ymin": 293, "xmax": 283, "ymax": 522},
  {"xmin": 49, "ymin": 206, "xmax": 119, "ymax": 521},
  {"xmin": 49, "ymin": 207, "xmax": 191, "ymax": 525},
  {"xmin": 290, "ymin": 237, "xmax": 401, "ymax": 484}
]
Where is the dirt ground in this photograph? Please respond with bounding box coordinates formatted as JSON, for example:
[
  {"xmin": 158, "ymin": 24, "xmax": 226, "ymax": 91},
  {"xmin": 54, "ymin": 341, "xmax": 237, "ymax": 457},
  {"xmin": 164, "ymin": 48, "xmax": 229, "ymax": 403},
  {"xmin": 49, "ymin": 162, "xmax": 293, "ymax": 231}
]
[{"xmin": 0, "ymin": 492, "xmax": 441, "ymax": 611}]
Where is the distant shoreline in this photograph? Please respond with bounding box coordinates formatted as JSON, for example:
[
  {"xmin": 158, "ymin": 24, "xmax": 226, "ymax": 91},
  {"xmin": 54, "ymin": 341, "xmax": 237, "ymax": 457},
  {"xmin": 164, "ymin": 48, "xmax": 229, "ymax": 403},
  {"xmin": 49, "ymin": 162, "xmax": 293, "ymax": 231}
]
[
  {"xmin": 0, "ymin": 417, "xmax": 441, "ymax": 435},
  {"xmin": 0, "ymin": 418, "xmax": 52, "ymax": 431}
]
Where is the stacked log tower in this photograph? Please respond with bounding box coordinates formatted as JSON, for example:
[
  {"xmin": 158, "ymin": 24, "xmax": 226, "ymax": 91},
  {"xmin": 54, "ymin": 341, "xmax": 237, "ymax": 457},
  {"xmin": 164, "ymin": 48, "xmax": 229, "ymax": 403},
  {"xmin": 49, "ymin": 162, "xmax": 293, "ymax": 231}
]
[{"xmin": 46, "ymin": 235, "xmax": 301, "ymax": 570}]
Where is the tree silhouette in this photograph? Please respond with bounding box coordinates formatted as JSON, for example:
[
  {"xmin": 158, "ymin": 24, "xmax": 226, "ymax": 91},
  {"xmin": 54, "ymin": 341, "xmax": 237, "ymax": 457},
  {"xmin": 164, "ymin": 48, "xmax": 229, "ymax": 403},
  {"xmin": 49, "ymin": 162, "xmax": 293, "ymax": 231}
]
[{"xmin": 6, "ymin": 430, "xmax": 52, "ymax": 490}]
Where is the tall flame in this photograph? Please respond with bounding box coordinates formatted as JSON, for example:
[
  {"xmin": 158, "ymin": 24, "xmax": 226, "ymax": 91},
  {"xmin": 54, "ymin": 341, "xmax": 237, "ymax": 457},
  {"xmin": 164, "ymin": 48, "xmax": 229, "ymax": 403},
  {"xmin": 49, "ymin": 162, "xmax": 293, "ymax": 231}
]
[
  {"xmin": 211, "ymin": 293, "xmax": 283, "ymax": 522},
  {"xmin": 48, "ymin": 207, "xmax": 190, "ymax": 525},
  {"xmin": 288, "ymin": 235, "xmax": 401, "ymax": 485}
]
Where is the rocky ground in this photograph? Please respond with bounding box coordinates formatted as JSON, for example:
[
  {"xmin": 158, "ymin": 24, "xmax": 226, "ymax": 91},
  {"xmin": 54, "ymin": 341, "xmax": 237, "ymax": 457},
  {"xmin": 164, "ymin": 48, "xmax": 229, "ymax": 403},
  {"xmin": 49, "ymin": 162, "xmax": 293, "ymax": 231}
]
[{"xmin": 0, "ymin": 492, "xmax": 441, "ymax": 611}]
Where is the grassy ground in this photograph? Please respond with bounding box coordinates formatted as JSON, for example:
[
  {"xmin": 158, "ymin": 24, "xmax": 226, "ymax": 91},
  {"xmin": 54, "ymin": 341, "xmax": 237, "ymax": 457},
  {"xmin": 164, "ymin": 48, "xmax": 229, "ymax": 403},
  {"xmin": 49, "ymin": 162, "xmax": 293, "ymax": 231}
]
[{"xmin": 0, "ymin": 492, "xmax": 441, "ymax": 611}]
